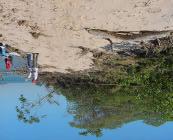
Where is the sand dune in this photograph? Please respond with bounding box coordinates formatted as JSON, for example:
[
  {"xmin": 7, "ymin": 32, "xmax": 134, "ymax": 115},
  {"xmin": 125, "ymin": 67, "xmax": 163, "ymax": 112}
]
[{"xmin": 0, "ymin": 0, "xmax": 173, "ymax": 72}]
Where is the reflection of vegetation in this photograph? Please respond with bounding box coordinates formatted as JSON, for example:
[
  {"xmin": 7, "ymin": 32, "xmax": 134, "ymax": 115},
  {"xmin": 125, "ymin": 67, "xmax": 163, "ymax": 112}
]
[
  {"xmin": 52, "ymin": 48, "xmax": 173, "ymax": 137},
  {"xmin": 79, "ymin": 129, "xmax": 103, "ymax": 137},
  {"xmin": 16, "ymin": 90, "xmax": 59, "ymax": 124},
  {"xmin": 16, "ymin": 95, "xmax": 40, "ymax": 124}
]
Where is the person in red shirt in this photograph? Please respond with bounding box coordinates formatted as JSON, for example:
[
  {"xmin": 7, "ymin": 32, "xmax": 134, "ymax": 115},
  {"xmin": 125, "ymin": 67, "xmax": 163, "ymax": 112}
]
[{"xmin": 5, "ymin": 56, "xmax": 12, "ymax": 71}]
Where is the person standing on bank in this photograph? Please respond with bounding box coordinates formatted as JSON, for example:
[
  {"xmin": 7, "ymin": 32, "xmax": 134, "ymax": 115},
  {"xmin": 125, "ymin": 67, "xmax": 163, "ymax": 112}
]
[
  {"xmin": 27, "ymin": 53, "xmax": 39, "ymax": 83},
  {"xmin": 0, "ymin": 43, "xmax": 8, "ymax": 56},
  {"xmin": 5, "ymin": 55, "xmax": 13, "ymax": 71},
  {"xmin": 0, "ymin": 43, "xmax": 13, "ymax": 70}
]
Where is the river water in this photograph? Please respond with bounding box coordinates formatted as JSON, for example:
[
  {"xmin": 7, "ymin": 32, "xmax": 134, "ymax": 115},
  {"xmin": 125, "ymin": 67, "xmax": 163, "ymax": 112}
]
[
  {"xmin": 1, "ymin": 81, "xmax": 173, "ymax": 140},
  {"xmin": 0, "ymin": 54, "xmax": 173, "ymax": 140}
]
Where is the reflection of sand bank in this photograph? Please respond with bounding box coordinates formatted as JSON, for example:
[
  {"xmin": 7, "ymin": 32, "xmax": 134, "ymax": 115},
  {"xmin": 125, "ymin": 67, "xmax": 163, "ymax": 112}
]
[{"xmin": 0, "ymin": 0, "xmax": 173, "ymax": 73}]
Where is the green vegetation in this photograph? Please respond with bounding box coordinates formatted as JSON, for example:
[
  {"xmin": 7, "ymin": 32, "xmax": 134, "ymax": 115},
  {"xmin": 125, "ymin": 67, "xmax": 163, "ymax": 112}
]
[
  {"xmin": 16, "ymin": 91, "xmax": 58, "ymax": 124},
  {"xmin": 17, "ymin": 47, "xmax": 173, "ymax": 137},
  {"xmin": 54, "ymin": 48, "xmax": 173, "ymax": 137}
]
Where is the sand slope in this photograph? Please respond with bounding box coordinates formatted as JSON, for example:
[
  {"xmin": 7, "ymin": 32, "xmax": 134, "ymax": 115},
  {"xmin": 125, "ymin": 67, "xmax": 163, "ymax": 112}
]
[{"xmin": 0, "ymin": 0, "xmax": 173, "ymax": 72}]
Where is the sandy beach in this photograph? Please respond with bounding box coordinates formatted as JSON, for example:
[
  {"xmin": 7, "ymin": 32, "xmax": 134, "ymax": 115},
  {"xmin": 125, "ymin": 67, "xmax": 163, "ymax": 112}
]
[{"xmin": 0, "ymin": 0, "xmax": 173, "ymax": 72}]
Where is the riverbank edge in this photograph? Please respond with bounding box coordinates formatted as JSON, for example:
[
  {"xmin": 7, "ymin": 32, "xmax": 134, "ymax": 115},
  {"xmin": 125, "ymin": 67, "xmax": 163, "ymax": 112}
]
[
  {"xmin": 39, "ymin": 36, "xmax": 173, "ymax": 89},
  {"xmin": 9, "ymin": 35, "xmax": 173, "ymax": 88}
]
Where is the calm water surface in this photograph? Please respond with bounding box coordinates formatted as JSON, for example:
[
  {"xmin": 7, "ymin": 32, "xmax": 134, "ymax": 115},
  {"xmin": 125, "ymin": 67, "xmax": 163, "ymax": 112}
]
[{"xmin": 0, "ymin": 78, "xmax": 173, "ymax": 140}]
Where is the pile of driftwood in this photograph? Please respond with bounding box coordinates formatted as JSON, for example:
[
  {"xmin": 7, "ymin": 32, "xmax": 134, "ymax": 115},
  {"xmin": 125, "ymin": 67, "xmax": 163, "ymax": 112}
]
[{"xmin": 86, "ymin": 28, "xmax": 173, "ymax": 56}]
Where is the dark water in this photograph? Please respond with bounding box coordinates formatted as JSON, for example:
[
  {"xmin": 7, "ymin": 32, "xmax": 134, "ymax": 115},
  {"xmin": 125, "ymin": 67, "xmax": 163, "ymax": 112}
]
[{"xmin": 0, "ymin": 52, "xmax": 173, "ymax": 140}]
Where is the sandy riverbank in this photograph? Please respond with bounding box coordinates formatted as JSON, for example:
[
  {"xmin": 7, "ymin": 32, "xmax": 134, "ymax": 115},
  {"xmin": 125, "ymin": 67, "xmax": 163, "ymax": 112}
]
[{"xmin": 0, "ymin": 0, "xmax": 173, "ymax": 73}]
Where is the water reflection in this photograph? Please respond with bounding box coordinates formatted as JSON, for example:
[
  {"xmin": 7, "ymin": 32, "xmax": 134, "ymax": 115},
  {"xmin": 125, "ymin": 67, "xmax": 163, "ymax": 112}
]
[
  {"xmin": 16, "ymin": 89, "xmax": 58, "ymax": 124},
  {"xmin": 53, "ymin": 48, "xmax": 173, "ymax": 137},
  {"xmin": 56, "ymin": 86, "xmax": 172, "ymax": 137},
  {"xmin": 0, "ymin": 48, "xmax": 172, "ymax": 139},
  {"xmin": 13, "ymin": 48, "xmax": 173, "ymax": 139}
]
